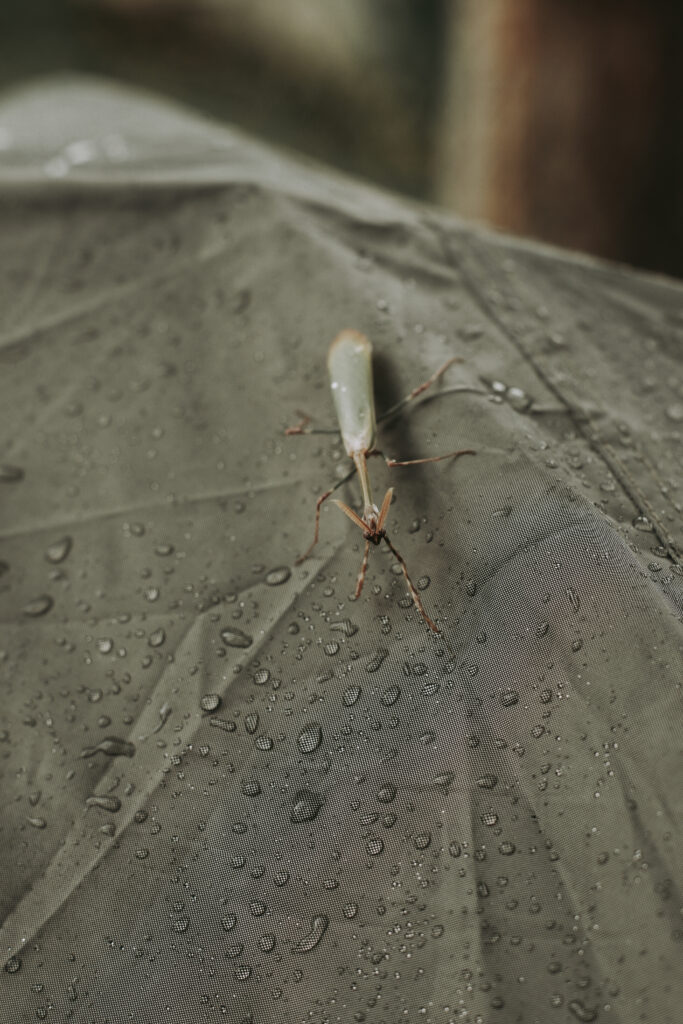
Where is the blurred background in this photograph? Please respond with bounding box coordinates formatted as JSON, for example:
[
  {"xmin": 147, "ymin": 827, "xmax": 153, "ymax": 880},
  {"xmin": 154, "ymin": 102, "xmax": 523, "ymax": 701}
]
[{"xmin": 0, "ymin": 0, "xmax": 681, "ymax": 277}]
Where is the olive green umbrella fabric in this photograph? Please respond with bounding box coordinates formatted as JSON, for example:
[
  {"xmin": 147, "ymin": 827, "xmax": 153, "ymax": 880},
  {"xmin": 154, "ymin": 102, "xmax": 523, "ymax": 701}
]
[{"xmin": 0, "ymin": 78, "xmax": 681, "ymax": 1024}]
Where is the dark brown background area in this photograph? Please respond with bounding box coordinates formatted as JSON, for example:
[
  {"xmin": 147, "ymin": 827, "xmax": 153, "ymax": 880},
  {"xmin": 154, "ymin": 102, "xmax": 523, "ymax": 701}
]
[{"xmin": 0, "ymin": 0, "xmax": 681, "ymax": 277}]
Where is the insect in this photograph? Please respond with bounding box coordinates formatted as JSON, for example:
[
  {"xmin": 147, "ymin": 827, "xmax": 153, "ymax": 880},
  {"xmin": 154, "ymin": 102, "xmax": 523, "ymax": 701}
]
[{"xmin": 286, "ymin": 330, "xmax": 475, "ymax": 632}]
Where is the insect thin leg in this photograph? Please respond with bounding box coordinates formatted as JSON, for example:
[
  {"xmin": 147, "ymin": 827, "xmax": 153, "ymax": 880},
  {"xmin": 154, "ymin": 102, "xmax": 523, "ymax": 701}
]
[
  {"xmin": 285, "ymin": 410, "xmax": 340, "ymax": 436},
  {"xmin": 384, "ymin": 448, "xmax": 476, "ymax": 468},
  {"xmin": 383, "ymin": 534, "xmax": 440, "ymax": 633},
  {"xmin": 354, "ymin": 539, "xmax": 371, "ymax": 599},
  {"xmin": 295, "ymin": 466, "xmax": 357, "ymax": 564},
  {"xmin": 377, "ymin": 357, "xmax": 462, "ymax": 424}
]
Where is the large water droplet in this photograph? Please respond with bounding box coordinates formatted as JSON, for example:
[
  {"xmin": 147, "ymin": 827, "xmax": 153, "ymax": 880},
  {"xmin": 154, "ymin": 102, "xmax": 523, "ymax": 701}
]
[
  {"xmin": 291, "ymin": 789, "xmax": 324, "ymax": 823},
  {"xmin": 220, "ymin": 627, "xmax": 253, "ymax": 648},
  {"xmin": 265, "ymin": 566, "xmax": 291, "ymax": 586},
  {"xmin": 297, "ymin": 723, "xmax": 322, "ymax": 754},
  {"xmin": 22, "ymin": 595, "xmax": 53, "ymax": 617},
  {"xmin": 45, "ymin": 536, "xmax": 72, "ymax": 564},
  {"xmin": 291, "ymin": 914, "xmax": 329, "ymax": 953}
]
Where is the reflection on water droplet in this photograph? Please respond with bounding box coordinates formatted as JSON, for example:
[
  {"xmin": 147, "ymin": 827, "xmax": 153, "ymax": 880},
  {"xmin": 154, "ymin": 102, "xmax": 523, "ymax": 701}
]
[
  {"xmin": 45, "ymin": 536, "xmax": 72, "ymax": 564},
  {"xmin": 221, "ymin": 627, "xmax": 253, "ymax": 648},
  {"xmin": 22, "ymin": 595, "xmax": 53, "ymax": 617},
  {"xmin": 265, "ymin": 566, "xmax": 291, "ymax": 586}
]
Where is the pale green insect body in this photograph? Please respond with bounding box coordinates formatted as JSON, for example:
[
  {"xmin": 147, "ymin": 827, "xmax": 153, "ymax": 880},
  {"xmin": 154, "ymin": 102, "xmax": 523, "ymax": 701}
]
[{"xmin": 327, "ymin": 330, "xmax": 378, "ymax": 522}]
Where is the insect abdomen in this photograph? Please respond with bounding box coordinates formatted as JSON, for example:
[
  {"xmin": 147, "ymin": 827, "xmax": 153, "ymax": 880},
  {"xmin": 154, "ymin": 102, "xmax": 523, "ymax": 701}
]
[{"xmin": 327, "ymin": 330, "xmax": 376, "ymax": 457}]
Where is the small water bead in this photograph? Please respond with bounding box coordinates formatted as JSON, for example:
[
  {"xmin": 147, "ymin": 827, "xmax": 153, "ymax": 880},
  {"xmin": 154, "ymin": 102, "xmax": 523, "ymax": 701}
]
[
  {"xmin": 568, "ymin": 1000, "xmax": 598, "ymax": 1022},
  {"xmin": 4, "ymin": 956, "xmax": 21, "ymax": 974},
  {"xmin": 343, "ymin": 685, "xmax": 361, "ymax": 706},
  {"xmin": 210, "ymin": 717, "xmax": 236, "ymax": 732},
  {"xmin": 297, "ymin": 722, "xmax": 323, "ymax": 754},
  {"xmin": 27, "ymin": 816, "xmax": 46, "ymax": 829},
  {"xmin": 343, "ymin": 902, "xmax": 358, "ymax": 918},
  {"xmin": 154, "ymin": 543, "xmax": 174, "ymax": 557},
  {"xmin": 365, "ymin": 648, "xmax": 389, "ymax": 673},
  {"xmin": 220, "ymin": 628, "xmax": 253, "ymax": 649},
  {"xmin": 244, "ymin": 713, "xmax": 259, "ymax": 734},
  {"xmin": 200, "ymin": 694, "xmax": 221, "ymax": 713},
  {"xmin": 135, "ymin": 848, "xmax": 149, "ymax": 860},
  {"xmin": 86, "ymin": 795, "xmax": 122, "ymax": 812},
  {"xmin": 45, "ymin": 536, "xmax": 72, "ymax": 564},
  {"xmin": 226, "ymin": 944, "xmax": 243, "ymax": 958},
  {"xmin": 536, "ymin": 621, "xmax": 549, "ymax": 637},
  {"xmin": 380, "ymin": 685, "xmax": 400, "ymax": 706},
  {"xmin": 500, "ymin": 689, "xmax": 519, "ymax": 707},
  {"xmin": 22, "ymin": 595, "xmax": 53, "ymax": 617},
  {"xmin": 259, "ymin": 933, "xmax": 276, "ymax": 952},
  {"xmin": 80, "ymin": 737, "xmax": 135, "ymax": 758},
  {"xmin": 632, "ymin": 514, "xmax": 654, "ymax": 532},
  {"xmin": 148, "ymin": 628, "xmax": 165, "ymax": 648},
  {"xmin": 481, "ymin": 811, "xmax": 498, "ymax": 827},
  {"xmin": 265, "ymin": 566, "xmax": 291, "ymax": 586},
  {"xmin": 476, "ymin": 774, "xmax": 499, "ymax": 790},
  {"xmin": 221, "ymin": 915, "xmax": 237, "ymax": 932},
  {"xmin": 291, "ymin": 914, "xmax": 329, "ymax": 953},
  {"xmin": 324, "ymin": 641, "xmax": 340, "ymax": 656},
  {"xmin": 290, "ymin": 789, "xmax": 324, "ymax": 823},
  {"xmin": 416, "ymin": 576, "xmax": 430, "ymax": 591},
  {"xmin": 366, "ymin": 837, "xmax": 384, "ymax": 856},
  {"xmin": 255, "ymin": 735, "xmax": 274, "ymax": 750},
  {"xmin": 414, "ymin": 831, "xmax": 432, "ymax": 849},
  {"xmin": 330, "ymin": 619, "xmax": 358, "ymax": 637},
  {"xmin": 499, "ymin": 841, "xmax": 516, "ymax": 855},
  {"xmin": 241, "ymin": 780, "xmax": 261, "ymax": 797},
  {"xmin": 376, "ymin": 783, "xmax": 396, "ymax": 803},
  {"xmin": 253, "ymin": 668, "xmax": 270, "ymax": 686},
  {"xmin": 465, "ymin": 580, "xmax": 477, "ymax": 596}
]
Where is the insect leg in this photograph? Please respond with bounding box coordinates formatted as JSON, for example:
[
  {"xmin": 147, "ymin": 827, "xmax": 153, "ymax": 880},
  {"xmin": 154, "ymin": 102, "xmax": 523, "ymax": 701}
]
[
  {"xmin": 384, "ymin": 448, "xmax": 476, "ymax": 468},
  {"xmin": 285, "ymin": 410, "xmax": 340, "ymax": 436},
  {"xmin": 377, "ymin": 356, "xmax": 463, "ymax": 424},
  {"xmin": 382, "ymin": 534, "xmax": 440, "ymax": 633},
  {"xmin": 354, "ymin": 539, "xmax": 371, "ymax": 599},
  {"xmin": 295, "ymin": 466, "xmax": 357, "ymax": 564}
]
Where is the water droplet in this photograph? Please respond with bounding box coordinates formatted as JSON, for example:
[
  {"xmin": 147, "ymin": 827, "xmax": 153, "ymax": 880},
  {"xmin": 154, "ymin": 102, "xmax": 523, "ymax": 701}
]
[
  {"xmin": 0, "ymin": 465, "xmax": 24, "ymax": 483},
  {"xmin": 265, "ymin": 566, "xmax": 291, "ymax": 586},
  {"xmin": 221, "ymin": 914, "xmax": 237, "ymax": 932},
  {"xmin": 297, "ymin": 722, "xmax": 323, "ymax": 754},
  {"xmin": 632, "ymin": 515, "xmax": 654, "ymax": 532},
  {"xmin": 465, "ymin": 580, "xmax": 477, "ymax": 596},
  {"xmin": 291, "ymin": 789, "xmax": 324, "ymax": 823},
  {"xmin": 500, "ymin": 689, "xmax": 519, "ymax": 707},
  {"xmin": 414, "ymin": 831, "xmax": 432, "ymax": 849},
  {"xmin": 330, "ymin": 619, "xmax": 358, "ymax": 637},
  {"xmin": 499, "ymin": 841, "xmax": 516, "ymax": 855},
  {"xmin": 4, "ymin": 955, "xmax": 21, "ymax": 974},
  {"xmin": 416, "ymin": 576, "xmax": 430, "ymax": 591},
  {"xmin": 255, "ymin": 735, "xmax": 273, "ymax": 750},
  {"xmin": 259, "ymin": 933, "xmax": 276, "ymax": 952},
  {"xmin": 226, "ymin": 943, "xmax": 243, "ymax": 958},
  {"xmin": 449, "ymin": 841, "xmax": 462, "ymax": 857},
  {"xmin": 343, "ymin": 685, "xmax": 361, "ymax": 706},
  {"xmin": 568, "ymin": 1000, "xmax": 598, "ymax": 1022},
  {"xmin": 324, "ymin": 641, "xmax": 340, "ymax": 656},
  {"xmin": 365, "ymin": 648, "xmax": 389, "ymax": 673},
  {"xmin": 244, "ymin": 713, "xmax": 259, "ymax": 734},
  {"xmin": 172, "ymin": 917, "xmax": 190, "ymax": 933},
  {"xmin": 536, "ymin": 621, "xmax": 549, "ymax": 637},
  {"xmin": 291, "ymin": 914, "xmax": 329, "ymax": 953},
  {"xmin": 481, "ymin": 811, "xmax": 498, "ymax": 827},
  {"xmin": 220, "ymin": 628, "xmax": 253, "ymax": 649},
  {"xmin": 380, "ymin": 685, "xmax": 400, "ymax": 706},
  {"xmin": 210, "ymin": 716, "xmax": 236, "ymax": 732},
  {"xmin": 343, "ymin": 902, "xmax": 358, "ymax": 918},
  {"xmin": 200, "ymin": 694, "xmax": 221, "ymax": 713},
  {"xmin": 242, "ymin": 780, "xmax": 261, "ymax": 796},
  {"xmin": 566, "ymin": 588, "xmax": 581, "ymax": 612},
  {"xmin": 45, "ymin": 536, "xmax": 72, "ymax": 564},
  {"xmin": 22, "ymin": 595, "xmax": 53, "ymax": 617},
  {"xmin": 476, "ymin": 774, "xmax": 499, "ymax": 790},
  {"xmin": 366, "ymin": 837, "xmax": 384, "ymax": 856},
  {"xmin": 85, "ymin": 795, "xmax": 122, "ymax": 812},
  {"xmin": 148, "ymin": 628, "xmax": 165, "ymax": 648},
  {"xmin": 377, "ymin": 783, "xmax": 396, "ymax": 803},
  {"xmin": 80, "ymin": 737, "xmax": 135, "ymax": 758},
  {"xmin": 27, "ymin": 816, "xmax": 46, "ymax": 829},
  {"xmin": 253, "ymin": 668, "xmax": 270, "ymax": 686}
]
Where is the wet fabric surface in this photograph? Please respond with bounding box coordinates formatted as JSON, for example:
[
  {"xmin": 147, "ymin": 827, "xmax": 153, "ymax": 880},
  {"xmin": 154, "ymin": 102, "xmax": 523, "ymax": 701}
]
[{"xmin": 0, "ymin": 78, "xmax": 681, "ymax": 1024}]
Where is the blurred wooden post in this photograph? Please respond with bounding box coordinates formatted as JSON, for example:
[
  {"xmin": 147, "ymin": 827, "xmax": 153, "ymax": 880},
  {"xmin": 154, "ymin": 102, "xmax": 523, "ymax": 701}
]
[{"xmin": 435, "ymin": 0, "xmax": 683, "ymax": 275}]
